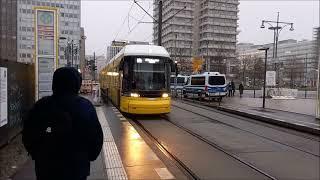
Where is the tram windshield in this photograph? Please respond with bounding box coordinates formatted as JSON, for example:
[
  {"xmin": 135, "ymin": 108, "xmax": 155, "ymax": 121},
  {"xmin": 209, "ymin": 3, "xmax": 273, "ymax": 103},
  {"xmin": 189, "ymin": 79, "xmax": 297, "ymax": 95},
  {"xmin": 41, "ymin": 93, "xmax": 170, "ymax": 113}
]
[{"xmin": 122, "ymin": 57, "xmax": 171, "ymax": 93}]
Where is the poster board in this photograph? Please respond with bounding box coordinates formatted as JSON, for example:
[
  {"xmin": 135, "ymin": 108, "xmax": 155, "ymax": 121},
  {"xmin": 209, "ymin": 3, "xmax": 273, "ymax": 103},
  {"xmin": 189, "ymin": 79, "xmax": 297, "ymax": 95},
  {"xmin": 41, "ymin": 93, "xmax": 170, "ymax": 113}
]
[
  {"xmin": 266, "ymin": 71, "xmax": 276, "ymax": 86},
  {"xmin": 0, "ymin": 67, "xmax": 8, "ymax": 127},
  {"xmin": 34, "ymin": 7, "xmax": 58, "ymax": 100}
]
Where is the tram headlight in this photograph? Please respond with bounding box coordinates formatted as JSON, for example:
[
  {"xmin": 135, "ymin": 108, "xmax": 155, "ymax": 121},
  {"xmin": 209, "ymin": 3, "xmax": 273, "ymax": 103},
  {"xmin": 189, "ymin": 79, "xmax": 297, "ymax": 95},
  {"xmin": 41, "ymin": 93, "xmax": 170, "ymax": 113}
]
[
  {"xmin": 130, "ymin": 93, "xmax": 140, "ymax": 98},
  {"xmin": 162, "ymin": 93, "xmax": 169, "ymax": 98}
]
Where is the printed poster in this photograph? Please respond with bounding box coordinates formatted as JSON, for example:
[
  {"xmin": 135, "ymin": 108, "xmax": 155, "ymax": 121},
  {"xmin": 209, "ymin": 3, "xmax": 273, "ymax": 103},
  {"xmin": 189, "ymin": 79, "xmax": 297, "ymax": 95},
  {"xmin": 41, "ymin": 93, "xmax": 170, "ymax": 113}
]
[{"xmin": 0, "ymin": 67, "xmax": 8, "ymax": 127}]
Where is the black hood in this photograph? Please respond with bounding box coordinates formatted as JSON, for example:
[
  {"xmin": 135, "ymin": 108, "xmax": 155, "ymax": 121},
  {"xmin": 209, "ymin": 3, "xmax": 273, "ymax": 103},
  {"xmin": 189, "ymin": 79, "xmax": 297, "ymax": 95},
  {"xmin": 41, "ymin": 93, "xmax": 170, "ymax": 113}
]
[{"xmin": 52, "ymin": 67, "xmax": 82, "ymax": 95}]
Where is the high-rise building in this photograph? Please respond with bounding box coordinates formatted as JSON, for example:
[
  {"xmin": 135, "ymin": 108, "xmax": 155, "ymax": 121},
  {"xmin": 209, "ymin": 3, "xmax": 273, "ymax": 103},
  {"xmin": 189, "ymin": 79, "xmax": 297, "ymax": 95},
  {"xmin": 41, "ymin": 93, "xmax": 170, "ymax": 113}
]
[
  {"xmin": 0, "ymin": 0, "xmax": 18, "ymax": 62},
  {"xmin": 153, "ymin": 0, "xmax": 239, "ymax": 74},
  {"xmin": 106, "ymin": 41, "xmax": 127, "ymax": 63},
  {"xmin": 80, "ymin": 27, "xmax": 86, "ymax": 75},
  {"xmin": 17, "ymin": 0, "xmax": 81, "ymax": 66},
  {"xmin": 106, "ymin": 40, "xmax": 150, "ymax": 63},
  {"xmin": 314, "ymin": 27, "xmax": 320, "ymax": 64}
]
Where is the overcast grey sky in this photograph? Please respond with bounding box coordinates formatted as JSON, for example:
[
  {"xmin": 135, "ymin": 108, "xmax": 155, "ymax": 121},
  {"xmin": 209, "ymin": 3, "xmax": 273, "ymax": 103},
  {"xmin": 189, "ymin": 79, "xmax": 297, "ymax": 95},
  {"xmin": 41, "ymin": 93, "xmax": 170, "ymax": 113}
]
[{"xmin": 81, "ymin": 0, "xmax": 319, "ymax": 55}]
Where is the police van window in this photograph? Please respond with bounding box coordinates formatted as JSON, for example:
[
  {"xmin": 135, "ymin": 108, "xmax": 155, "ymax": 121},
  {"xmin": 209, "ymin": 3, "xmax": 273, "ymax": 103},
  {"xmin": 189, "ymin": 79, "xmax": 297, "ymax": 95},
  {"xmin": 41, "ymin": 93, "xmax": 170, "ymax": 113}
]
[
  {"xmin": 185, "ymin": 77, "xmax": 190, "ymax": 85},
  {"xmin": 209, "ymin": 76, "xmax": 225, "ymax": 85},
  {"xmin": 191, "ymin": 77, "xmax": 205, "ymax": 85},
  {"xmin": 177, "ymin": 77, "xmax": 185, "ymax": 84},
  {"xmin": 170, "ymin": 77, "xmax": 175, "ymax": 84}
]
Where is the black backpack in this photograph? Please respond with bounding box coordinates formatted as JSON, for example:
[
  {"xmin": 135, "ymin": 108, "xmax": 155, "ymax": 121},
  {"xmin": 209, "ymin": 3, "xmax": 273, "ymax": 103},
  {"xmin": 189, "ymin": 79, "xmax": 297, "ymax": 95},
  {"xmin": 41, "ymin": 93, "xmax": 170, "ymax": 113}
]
[{"xmin": 35, "ymin": 97, "xmax": 74, "ymax": 159}]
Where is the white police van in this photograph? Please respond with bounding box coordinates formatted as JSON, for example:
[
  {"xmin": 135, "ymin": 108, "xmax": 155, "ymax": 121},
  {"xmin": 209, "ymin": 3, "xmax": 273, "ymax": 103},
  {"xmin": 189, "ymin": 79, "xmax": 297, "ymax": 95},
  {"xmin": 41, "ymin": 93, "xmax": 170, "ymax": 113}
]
[
  {"xmin": 183, "ymin": 72, "xmax": 227, "ymax": 101},
  {"xmin": 170, "ymin": 75, "xmax": 189, "ymax": 93}
]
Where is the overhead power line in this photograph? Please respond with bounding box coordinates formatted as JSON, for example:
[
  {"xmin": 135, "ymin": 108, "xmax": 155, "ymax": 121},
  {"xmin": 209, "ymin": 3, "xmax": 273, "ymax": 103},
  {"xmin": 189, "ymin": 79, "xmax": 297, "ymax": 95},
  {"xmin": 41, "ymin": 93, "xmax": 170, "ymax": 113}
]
[
  {"xmin": 113, "ymin": 2, "xmax": 135, "ymax": 41},
  {"xmin": 125, "ymin": 1, "xmax": 152, "ymax": 39}
]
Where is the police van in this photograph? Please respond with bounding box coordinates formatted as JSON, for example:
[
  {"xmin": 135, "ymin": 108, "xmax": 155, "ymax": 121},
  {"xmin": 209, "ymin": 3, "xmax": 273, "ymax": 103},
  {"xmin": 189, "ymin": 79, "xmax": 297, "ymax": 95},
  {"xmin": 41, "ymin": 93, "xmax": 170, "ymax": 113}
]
[
  {"xmin": 183, "ymin": 72, "xmax": 227, "ymax": 101},
  {"xmin": 170, "ymin": 75, "xmax": 189, "ymax": 93}
]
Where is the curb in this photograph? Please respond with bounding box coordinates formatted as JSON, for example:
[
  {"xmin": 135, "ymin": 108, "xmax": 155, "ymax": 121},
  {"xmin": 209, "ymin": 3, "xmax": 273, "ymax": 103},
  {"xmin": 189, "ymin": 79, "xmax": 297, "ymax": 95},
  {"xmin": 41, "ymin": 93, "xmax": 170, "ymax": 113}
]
[
  {"xmin": 216, "ymin": 106, "xmax": 320, "ymax": 136},
  {"xmin": 177, "ymin": 99, "xmax": 320, "ymax": 136}
]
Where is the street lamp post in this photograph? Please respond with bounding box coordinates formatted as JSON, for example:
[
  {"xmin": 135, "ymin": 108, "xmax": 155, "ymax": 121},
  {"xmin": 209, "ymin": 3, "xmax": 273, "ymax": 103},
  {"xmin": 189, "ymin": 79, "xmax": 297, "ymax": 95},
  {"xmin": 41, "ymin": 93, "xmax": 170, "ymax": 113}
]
[
  {"xmin": 305, "ymin": 53, "xmax": 308, "ymax": 99},
  {"xmin": 206, "ymin": 41, "xmax": 209, "ymax": 72},
  {"xmin": 258, "ymin": 47, "xmax": 270, "ymax": 109},
  {"xmin": 261, "ymin": 12, "xmax": 294, "ymax": 87}
]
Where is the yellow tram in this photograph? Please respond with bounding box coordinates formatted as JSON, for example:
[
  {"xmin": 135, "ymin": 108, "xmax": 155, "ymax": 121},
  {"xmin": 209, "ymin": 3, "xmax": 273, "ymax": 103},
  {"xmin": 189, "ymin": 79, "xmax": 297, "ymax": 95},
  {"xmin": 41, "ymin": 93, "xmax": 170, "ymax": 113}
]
[{"xmin": 99, "ymin": 45, "xmax": 173, "ymax": 114}]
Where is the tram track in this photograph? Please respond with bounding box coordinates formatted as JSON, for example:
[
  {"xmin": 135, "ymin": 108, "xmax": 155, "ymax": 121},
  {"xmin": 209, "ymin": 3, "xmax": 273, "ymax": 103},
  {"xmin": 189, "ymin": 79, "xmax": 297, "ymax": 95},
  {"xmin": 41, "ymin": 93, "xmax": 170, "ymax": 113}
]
[
  {"xmin": 177, "ymin": 99, "xmax": 320, "ymax": 142},
  {"xmin": 171, "ymin": 101, "xmax": 320, "ymax": 157},
  {"xmin": 130, "ymin": 117, "xmax": 276, "ymax": 180},
  {"xmin": 130, "ymin": 118, "xmax": 201, "ymax": 180}
]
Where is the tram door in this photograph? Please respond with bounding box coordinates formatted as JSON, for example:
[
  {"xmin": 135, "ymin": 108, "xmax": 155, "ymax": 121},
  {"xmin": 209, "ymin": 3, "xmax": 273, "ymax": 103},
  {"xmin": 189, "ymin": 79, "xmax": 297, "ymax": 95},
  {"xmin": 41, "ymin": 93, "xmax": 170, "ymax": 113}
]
[{"xmin": 118, "ymin": 70, "xmax": 123, "ymax": 108}]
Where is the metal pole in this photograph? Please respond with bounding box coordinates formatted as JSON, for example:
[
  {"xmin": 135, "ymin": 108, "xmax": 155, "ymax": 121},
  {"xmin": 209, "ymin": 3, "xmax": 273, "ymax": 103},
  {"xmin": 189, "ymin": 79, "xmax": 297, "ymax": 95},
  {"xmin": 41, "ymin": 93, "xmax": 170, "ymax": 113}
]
[
  {"xmin": 263, "ymin": 49, "xmax": 269, "ymax": 109},
  {"xmin": 254, "ymin": 60, "xmax": 256, "ymax": 98},
  {"xmin": 207, "ymin": 41, "xmax": 209, "ymax": 72},
  {"xmin": 71, "ymin": 40, "xmax": 74, "ymax": 67},
  {"xmin": 174, "ymin": 34, "xmax": 178, "ymax": 97},
  {"xmin": 93, "ymin": 52, "xmax": 96, "ymax": 81},
  {"xmin": 157, "ymin": 0, "xmax": 163, "ymax": 46},
  {"xmin": 275, "ymin": 12, "xmax": 280, "ymax": 59},
  {"xmin": 272, "ymin": 29, "xmax": 276, "ymax": 58},
  {"xmin": 305, "ymin": 53, "xmax": 308, "ymax": 99}
]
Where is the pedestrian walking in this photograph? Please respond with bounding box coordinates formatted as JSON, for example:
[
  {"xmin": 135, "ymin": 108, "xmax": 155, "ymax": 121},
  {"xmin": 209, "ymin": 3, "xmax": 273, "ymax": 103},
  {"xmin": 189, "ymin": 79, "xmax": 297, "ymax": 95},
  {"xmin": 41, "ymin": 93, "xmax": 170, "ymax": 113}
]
[
  {"xmin": 228, "ymin": 82, "xmax": 232, "ymax": 97},
  {"xmin": 231, "ymin": 80, "xmax": 236, "ymax": 96},
  {"xmin": 239, "ymin": 82, "xmax": 244, "ymax": 98},
  {"xmin": 22, "ymin": 67, "xmax": 103, "ymax": 180}
]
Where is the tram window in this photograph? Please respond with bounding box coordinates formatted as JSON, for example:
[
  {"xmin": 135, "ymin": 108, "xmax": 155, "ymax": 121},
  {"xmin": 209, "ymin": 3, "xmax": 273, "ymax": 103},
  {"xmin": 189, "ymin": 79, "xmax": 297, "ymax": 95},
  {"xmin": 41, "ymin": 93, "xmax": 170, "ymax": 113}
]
[
  {"xmin": 132, "ymin": 58, "xmax": 167, "ymax": 91},
  {"xmin": 209, "ymin": 76, "xmax": 225, "ymax": 85},
  {"xmin": 191, "ymin": 77, "xmax": 205, "ymax": 85}
]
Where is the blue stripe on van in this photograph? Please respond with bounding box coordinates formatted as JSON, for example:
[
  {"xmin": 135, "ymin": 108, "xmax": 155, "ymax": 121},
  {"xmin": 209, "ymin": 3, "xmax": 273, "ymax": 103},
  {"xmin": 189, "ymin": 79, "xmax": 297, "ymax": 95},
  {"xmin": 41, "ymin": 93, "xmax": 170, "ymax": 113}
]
[{"xmin": 184, "ymin": 85, "xmax": 227, "ymax": 93}]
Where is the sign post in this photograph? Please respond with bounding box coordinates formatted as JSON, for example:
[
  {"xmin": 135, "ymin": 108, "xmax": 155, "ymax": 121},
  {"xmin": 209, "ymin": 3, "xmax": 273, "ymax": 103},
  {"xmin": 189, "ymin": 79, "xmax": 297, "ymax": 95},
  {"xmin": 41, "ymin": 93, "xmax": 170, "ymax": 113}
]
[
  {"xmin": 0, "ymin": 67, "xmax": 8, "ymax": 127},
  {"xmin": 34, "ymin": 7, "xmax": 58, "ymax": 100}
]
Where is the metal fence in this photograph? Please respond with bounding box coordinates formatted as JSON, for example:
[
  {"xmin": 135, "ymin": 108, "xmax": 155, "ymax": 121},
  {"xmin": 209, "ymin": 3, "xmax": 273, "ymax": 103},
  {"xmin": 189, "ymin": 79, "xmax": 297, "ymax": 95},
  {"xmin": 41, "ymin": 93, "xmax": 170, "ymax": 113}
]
[{"xmin": 0, "ymin": 60, "xmax": 34, "ymax": 148}]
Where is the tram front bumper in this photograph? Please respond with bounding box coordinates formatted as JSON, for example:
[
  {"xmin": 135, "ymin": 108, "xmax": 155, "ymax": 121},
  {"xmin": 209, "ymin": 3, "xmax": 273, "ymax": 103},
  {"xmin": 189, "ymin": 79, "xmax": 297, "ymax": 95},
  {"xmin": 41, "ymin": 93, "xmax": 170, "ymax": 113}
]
[{"xmin": 121, "ymin": 97, "xmax": 171, "ymax": 114}]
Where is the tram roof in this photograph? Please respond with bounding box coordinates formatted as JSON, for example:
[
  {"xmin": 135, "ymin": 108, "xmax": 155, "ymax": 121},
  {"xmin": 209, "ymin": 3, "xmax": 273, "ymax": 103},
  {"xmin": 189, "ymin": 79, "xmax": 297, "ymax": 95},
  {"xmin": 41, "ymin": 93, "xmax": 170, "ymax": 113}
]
[
  {"xmin": 109, "ymin": 45, "xmax": 170, "ymax": 64},
  {"xmin": 123, "ymin": 45, "xmax": 170, "ymax": 57}
]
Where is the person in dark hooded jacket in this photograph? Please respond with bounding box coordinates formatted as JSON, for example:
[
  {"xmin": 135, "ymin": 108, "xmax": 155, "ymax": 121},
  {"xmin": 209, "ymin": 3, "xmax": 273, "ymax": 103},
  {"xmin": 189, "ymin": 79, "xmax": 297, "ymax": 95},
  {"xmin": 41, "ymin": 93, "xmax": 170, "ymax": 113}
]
[{"xmin": 22, "ymin": 67, "xmax": 103, "ymax": 180}]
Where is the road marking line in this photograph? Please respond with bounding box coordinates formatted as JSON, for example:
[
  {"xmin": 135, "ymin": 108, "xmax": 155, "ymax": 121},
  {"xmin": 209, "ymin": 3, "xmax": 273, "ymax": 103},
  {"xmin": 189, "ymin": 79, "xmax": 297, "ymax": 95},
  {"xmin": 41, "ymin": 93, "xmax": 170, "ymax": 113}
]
[
  {"xmin": 96, "ymin": 107, "xmax": 128, "ymax": 180},
  {"xmin": 155, "ymin": 168, "xmax": 175, "ymax": 180},
  {"xmin": 120, "ymin": 117, "xmax": 127, "ymax": 121},
  {"xmin": 117, "ymin": 114, "xmax": 123, "ymax": 118}
]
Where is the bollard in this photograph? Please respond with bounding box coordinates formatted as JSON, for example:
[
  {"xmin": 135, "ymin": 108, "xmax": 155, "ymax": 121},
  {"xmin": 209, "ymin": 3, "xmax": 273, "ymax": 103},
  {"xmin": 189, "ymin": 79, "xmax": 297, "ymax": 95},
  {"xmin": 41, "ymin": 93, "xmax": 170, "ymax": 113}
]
[{"xmin": 193, "ymin": 91, "xmax": 195, "ymax": 103}]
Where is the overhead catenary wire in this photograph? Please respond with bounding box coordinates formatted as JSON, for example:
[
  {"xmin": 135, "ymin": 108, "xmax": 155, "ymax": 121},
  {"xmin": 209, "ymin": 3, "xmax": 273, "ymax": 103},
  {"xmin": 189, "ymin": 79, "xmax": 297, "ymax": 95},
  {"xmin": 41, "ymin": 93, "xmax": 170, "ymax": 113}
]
[
  {"xmin": 125, "ymin": 1, "xmax": 152, "ymax": 39},
  {"xmin": 113, "ymin": 1, "xmax": 135, "ymax": 41}
]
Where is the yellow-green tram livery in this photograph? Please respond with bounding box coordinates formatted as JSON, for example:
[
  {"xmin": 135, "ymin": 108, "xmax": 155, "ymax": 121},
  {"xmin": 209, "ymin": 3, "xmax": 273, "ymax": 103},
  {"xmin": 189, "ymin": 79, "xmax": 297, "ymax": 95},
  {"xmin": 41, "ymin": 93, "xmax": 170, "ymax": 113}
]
[{"xmin": 100, "ymin": 45, "xmax": 173, "ymax": 114}]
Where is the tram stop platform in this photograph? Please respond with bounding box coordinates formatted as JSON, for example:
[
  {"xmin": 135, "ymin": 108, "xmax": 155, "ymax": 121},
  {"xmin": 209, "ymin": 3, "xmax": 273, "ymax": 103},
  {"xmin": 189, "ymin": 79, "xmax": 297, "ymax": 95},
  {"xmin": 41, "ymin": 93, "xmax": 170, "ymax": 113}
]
[
  {"xmin": 11, "ymin": 97, "xmax": 183, "ymax": 180},
  {"xmin": 177, "ymin": 98, "xmax": 320, "ymax": 136}
]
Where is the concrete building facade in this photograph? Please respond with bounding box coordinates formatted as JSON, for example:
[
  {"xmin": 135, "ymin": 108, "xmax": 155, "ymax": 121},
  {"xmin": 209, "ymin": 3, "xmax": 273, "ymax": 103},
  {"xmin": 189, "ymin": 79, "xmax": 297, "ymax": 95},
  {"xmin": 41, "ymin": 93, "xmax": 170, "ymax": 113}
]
[
  {"xmin": 106, "ymin": 40, "xmax": 150, "ymax": 63},
  {"xmin": 17, "ymin": 0, "xmax": 81, "ymax": 66},
  {"xmin": 153, "ymin": 0, "xmax": 239, "ymax": 75},
  {"xmin": 237, "ymin": 38, "xmax": 318, "ymax": 88},
  {"xmin": 0, "ymin": 0, "xmax": 18, "ymax": 62},
  {"xmin": 80, "ymin": 27, "xmax": 86, "ymax": 75}
]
